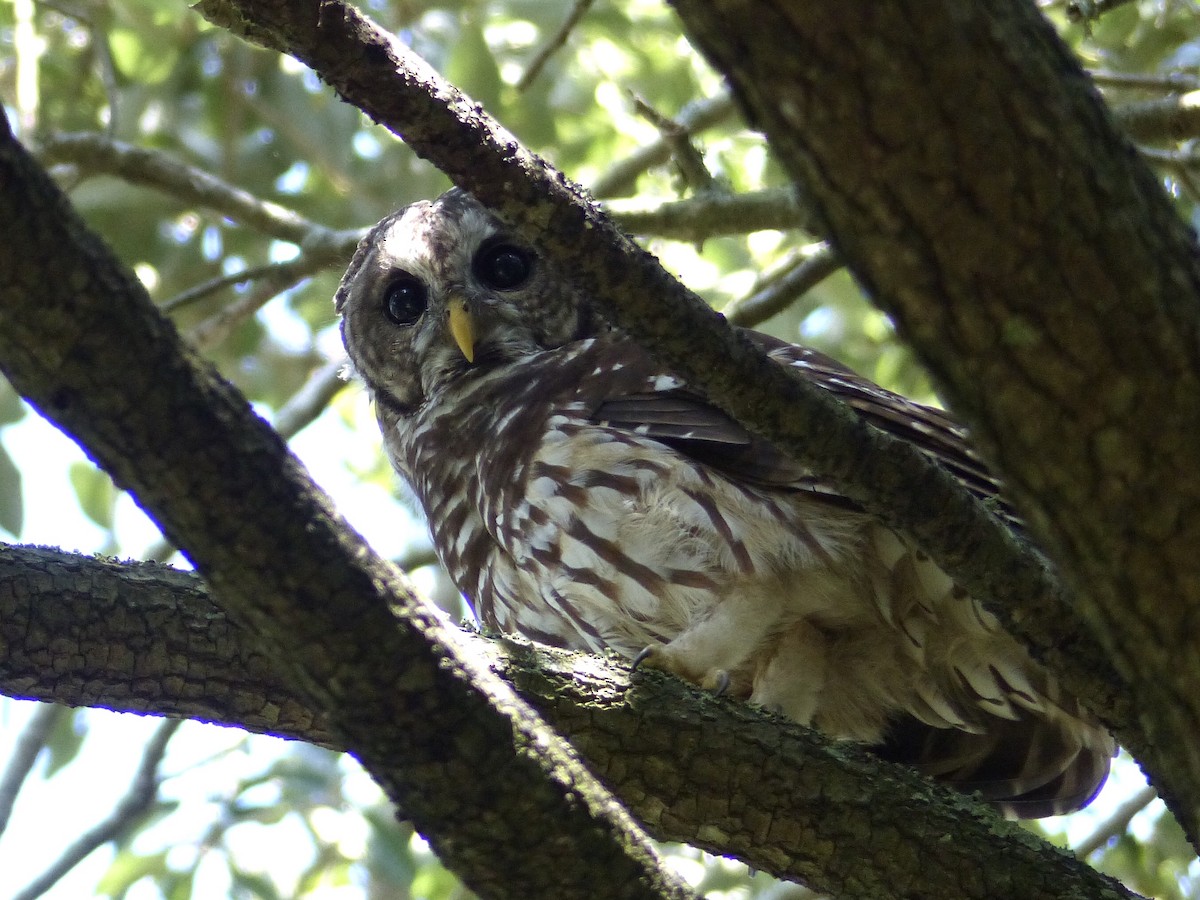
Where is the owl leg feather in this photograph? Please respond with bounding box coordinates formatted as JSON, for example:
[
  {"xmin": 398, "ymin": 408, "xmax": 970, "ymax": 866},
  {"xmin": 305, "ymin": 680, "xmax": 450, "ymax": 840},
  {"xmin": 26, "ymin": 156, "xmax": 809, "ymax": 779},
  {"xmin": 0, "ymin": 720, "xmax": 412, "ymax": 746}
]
[{"xmin": 749, "ymin": 624, "xmax": 828, "ymax": 725}]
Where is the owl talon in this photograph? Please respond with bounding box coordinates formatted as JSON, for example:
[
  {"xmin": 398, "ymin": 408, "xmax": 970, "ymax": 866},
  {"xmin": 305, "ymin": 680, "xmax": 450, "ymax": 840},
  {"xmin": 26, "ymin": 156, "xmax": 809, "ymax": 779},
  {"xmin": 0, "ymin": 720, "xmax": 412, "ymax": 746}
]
[
  {"xmin": 631, "ymin": 645, "xmax": 658, "ymax": 671},
  {"xmin": 632, "ymin": 646, "xmax": 732, "ymax": 698}
]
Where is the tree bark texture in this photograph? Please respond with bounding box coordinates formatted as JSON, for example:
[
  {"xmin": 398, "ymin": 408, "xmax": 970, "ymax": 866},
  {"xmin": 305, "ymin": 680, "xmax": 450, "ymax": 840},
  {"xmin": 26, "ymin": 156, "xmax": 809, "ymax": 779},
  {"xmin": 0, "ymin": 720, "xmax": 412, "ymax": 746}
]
[
  {"xmin": 0, "ymin": 119, "xmax": 694, "ymax": 900},
  {"xmin": 666, "ymin": 0, "xmax": 1200, "ymax": 845},
  {"xmin": 0, "ymin": 543, "xmax": 1137, "ymax": 900}
]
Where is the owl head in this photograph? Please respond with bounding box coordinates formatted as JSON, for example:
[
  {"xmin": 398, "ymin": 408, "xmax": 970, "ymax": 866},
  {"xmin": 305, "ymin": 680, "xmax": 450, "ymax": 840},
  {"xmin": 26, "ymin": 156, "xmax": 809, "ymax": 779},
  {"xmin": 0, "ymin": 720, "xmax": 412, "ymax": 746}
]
[{"xmin": 336, "ymin": 189, "xmax": 597, "ymax": 412}]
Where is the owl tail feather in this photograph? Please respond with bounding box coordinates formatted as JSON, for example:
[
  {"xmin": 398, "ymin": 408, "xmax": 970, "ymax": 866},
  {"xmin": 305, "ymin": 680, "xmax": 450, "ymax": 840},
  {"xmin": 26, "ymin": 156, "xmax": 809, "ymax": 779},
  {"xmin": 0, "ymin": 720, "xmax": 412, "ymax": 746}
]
[{"xmin": 877, "ymin": 713, "xmax": 1115, "ymax": 818}]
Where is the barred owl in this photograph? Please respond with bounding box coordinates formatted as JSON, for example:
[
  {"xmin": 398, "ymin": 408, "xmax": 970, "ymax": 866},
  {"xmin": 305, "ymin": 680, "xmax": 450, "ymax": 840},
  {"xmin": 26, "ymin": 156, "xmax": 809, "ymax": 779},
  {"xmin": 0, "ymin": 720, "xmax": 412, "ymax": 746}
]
[{"xmin": 336, "ymin": 188, "xmax": 1113, "ymax": 817}]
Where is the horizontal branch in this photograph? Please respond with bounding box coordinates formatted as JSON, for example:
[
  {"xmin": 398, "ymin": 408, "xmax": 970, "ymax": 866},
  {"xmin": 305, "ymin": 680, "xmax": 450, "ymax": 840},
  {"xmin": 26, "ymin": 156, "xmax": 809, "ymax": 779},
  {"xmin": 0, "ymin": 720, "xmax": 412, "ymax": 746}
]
[
  {"xmin": 36, "ymin": 132, "xmax": 361, "ymax": 252},
  {"xmin": 606, "ymin": 187, "xmax": 820, "ymax": 242},
  {"xmin": 1113, "ymin": 95, "xmax": 1200, "ymax": 145},
  {"xmin": 0, "ymin": 543, "xmax": 1136, "ymax": 900}
]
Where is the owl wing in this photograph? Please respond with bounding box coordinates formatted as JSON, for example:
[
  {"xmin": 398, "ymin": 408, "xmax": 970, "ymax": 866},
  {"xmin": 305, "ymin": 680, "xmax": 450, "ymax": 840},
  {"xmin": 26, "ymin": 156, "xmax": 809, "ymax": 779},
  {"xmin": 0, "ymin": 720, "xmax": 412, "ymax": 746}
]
[
  {"xmin": 588, "ymin": 332, "xmax": 1111, "ymax": 818},
  {"xmin": 591, "ymin": 328, "xmax": 1014, "ymax": 523}
]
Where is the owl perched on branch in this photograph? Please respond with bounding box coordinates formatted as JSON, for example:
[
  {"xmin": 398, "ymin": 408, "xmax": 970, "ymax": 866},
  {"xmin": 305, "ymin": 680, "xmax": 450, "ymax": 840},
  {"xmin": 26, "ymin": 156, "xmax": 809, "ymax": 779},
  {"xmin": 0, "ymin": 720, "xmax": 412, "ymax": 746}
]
[{"xmin": 336, "ymin": 188, "xmax": 1113, "ymax": 817}]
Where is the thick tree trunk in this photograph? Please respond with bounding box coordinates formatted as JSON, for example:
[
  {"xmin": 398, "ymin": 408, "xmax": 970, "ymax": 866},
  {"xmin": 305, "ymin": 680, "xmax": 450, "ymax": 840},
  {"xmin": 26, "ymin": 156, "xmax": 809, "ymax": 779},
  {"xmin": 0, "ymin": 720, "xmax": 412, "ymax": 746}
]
[{"xmin": 668, "ymin": 0, "xmax": 1200, "ymax": 846}]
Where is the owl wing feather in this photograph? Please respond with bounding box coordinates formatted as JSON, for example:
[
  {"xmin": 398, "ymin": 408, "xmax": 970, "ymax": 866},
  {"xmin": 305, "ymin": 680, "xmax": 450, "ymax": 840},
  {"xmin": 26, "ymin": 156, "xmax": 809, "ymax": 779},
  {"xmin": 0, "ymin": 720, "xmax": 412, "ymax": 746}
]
[
  {"xmin": 588, "ymin": 333, "xmax": 1110, "ymax": 817},
  {"xmin": 593, "ymin": 329, "xmax": 1013, "ymax": 519}
]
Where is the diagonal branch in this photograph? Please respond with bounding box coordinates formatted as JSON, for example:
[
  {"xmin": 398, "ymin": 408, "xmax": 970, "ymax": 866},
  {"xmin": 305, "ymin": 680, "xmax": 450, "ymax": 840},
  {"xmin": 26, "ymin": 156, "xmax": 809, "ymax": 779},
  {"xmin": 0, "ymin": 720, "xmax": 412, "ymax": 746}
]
[
  {"xmin": 35, "ymin": 132, "xmax": 356, "ymax": 250},
  {"xmin": 0, "ymin": 543, "xmax": 1139, "ymax": 900},
  {"xmin": 12, "ymin": 719, "xmax": 182, "ymax": 900},
  {"xmin": 0, "ymin": 117, "xmax": 694, "ymax": 900}
]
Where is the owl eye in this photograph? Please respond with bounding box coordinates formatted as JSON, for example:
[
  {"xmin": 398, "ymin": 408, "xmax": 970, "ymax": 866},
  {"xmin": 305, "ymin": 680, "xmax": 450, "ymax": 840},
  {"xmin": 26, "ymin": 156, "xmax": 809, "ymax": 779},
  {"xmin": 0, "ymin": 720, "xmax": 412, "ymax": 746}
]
[
  {"xmin": 474, "ymin": 243, "xmax": 533, "ymax": 290},
  {"xmin": 383, "ymin": 276, "xmax": 428, "ymax": 326}
]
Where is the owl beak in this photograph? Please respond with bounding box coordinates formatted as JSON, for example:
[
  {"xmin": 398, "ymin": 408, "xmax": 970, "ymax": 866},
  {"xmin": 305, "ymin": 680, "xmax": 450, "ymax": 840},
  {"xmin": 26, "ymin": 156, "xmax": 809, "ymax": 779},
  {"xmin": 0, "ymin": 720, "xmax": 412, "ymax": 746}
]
[{"xmin": 447, "ymin": 297, "xmax": 476, "ymax": 363}]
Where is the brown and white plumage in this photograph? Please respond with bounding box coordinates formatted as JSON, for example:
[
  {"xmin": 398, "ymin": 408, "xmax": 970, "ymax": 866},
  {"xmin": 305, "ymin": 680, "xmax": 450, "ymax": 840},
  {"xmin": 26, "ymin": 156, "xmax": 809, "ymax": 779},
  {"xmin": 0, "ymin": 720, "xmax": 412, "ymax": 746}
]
[{"xmin": 336, "ymin": 188, "xmax": 1113, "ymax": 817}]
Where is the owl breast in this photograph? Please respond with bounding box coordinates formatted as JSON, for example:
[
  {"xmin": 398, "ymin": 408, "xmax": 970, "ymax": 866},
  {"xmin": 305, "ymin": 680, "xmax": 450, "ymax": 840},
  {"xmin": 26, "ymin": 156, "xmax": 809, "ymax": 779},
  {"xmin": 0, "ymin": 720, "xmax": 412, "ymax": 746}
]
[{"xmin": 389, "ymin": 337, "xmax": 989, "ymax": 744}]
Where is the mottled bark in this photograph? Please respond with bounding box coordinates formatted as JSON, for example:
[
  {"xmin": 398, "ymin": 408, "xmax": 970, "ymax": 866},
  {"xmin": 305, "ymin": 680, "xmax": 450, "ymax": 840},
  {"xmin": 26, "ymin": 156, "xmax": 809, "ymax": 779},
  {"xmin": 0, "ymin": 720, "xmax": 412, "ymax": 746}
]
[
  {"xmin": 0, "ymin": 544, "xmax": 1135, "ymax": 900},
  {"xmin": 0, "ymin": 0, "xmax": 1191, "ymax": 894}
]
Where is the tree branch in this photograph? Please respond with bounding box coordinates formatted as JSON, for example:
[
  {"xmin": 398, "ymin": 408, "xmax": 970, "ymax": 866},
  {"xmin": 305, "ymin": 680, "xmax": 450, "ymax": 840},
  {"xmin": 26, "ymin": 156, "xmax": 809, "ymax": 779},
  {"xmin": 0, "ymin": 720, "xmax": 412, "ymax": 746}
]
[
  {"xmin": 589, "ymin": 93, "xmax": 736, "ymax": 199},
  {"xmin": 0, "ymin": 118, "xmax": 694, "ymax": 900},
  {"xmin": 12, "ymin": 719, "xmax": 182, "ymax": 900},
  {"xmin": 0, "ymin": 543, "xmax": 1139, "ymax": 900},
  {"xmin": 0, "ymin": 704, "xmax": 64, "ymax": 839},
  {"xmin": 721, "ymin": 244, "xmax": 841, "ymax": 328},
  {"xmin": 1113, "ymin": 95, "xmax": 1200, "ymax": 145},
  {"xmin": 35, "ymin": 132, "xmax": 357, "ymax": 249},
  {"xmin": 606, "ymin": 187, "xmax": 820, "ymax": 242}
]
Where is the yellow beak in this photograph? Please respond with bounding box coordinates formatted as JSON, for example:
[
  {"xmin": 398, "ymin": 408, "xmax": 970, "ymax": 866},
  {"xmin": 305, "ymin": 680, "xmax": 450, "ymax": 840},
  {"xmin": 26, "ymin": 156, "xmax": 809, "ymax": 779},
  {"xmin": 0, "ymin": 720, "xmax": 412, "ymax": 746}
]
[{"xmin": 447, "ymin": 297, "xmax": 476, "ymax": 363}]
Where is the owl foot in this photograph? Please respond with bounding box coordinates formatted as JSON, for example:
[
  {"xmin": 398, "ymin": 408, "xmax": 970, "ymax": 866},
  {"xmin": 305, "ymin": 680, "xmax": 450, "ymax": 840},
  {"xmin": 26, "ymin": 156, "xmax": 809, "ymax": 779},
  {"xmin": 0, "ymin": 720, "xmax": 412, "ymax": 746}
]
[{"xmin": 632, "ymin": 644, "xmax": 731, "ymax": 696}]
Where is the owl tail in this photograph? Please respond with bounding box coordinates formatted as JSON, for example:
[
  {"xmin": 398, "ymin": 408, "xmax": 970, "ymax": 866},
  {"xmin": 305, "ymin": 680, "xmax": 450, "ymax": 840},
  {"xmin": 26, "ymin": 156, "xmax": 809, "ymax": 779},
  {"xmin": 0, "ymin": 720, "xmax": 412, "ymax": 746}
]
[{"xmin": 876, "ymin": 712, "xmax": 1115, "ymax": 818}]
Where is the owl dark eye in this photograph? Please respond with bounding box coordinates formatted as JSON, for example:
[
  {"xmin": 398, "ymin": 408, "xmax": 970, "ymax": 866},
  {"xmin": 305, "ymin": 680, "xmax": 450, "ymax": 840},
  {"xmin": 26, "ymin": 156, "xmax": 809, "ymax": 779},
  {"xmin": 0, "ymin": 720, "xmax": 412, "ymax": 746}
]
[
  {"xmin": 474, "ymin": 243, "xmax": 533, "ymax": 291},
  {"xmin": 383, "ymin": 276, "xmax": 428, "ymax": 326}
]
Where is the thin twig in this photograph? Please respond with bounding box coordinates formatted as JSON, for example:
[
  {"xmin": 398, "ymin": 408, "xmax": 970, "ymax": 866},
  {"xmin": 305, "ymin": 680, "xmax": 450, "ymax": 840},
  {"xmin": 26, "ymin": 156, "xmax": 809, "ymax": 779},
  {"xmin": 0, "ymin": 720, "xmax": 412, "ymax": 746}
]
[
  {"xmin": 35, "ymin": 133, "xmax": 337, "ymax": 246},
  {"xmin": 1113, "ymin": 95, "xmax": 1200, "ymax": 144},
  {"xmin": 590, "ymin": 93, "xmax": 737, "ymax": 199},
  {"xmin": 40, "ymin": 0, "xmax": 124, "ymax": 135},
  {"xmin": 1074, "ymin": 784, "xmax": 1159, "ymax": 858},
  {"xmin": 628, "ymin": 93, "xmax": 715, "ymax": 193},
  {"xmin": 273, "ymin": 359, "xmax": 348, "ymax": 439},
  {"xmin": 186, "ymin": 255, "xmax": 327, "ymax": 351},
  {"xmin": 12, "ymin": 719, "xmax": 182, "ymax": 900},
  {"xmin": 160, "ymin": 262, "xmax": 294, "ymax": 313},
  {"xmin": 606, "ymin": 188, "xmax": 819, "ymax": 242},
  {"xmin": 1090, "ymin": 70, "xmax": 1200, "ymax": 92},
  {"xmin": 722, "ymin": 244, "xmax": 841, "ymax": 328},
  {"xmin": 516, "ymin": 0, "xmax": 595, "ymax": 91},
  {"xmin": 0, "ymin": 704, "xmax": 66, "ymax": 839},
  {"xmin": 1140, "ymin": 144, "xmax": 1200, "ymax": 167}
]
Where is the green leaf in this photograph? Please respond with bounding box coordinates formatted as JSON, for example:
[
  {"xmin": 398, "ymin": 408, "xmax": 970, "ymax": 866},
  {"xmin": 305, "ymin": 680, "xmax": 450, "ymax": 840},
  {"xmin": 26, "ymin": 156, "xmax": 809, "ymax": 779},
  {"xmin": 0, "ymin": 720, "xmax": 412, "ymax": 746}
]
[
  {"xmin": 230, "ymin": 865, "xmax": 282, "ymax": 900},
  {"xmin": 68, "ymin": 462, "xmax": 118, "ymax": 531},
  {"xmin": 0, "ymin": 435, "xmax": 23, "ymax": 536},
  {"xmin": 108, "ymin": 25, "xmax": 181, "ymax": 85},
  {"xmin": 0, "ymin": 380, "xmax": 25, "ymax": 424},
  {"xmin": 364, "ymin": 810, "xmax": 418, "ymax": 889},
  {"xmin": 96, "ymin": 849, "xmax": 172, "ymax": 897},
  {"xmin": 43, "ymin": 707, "xmax": 87, "ymax": 777},
  {"xmin": 445, "ymin": 17, "xmax": 503, "ymax": 114}
]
